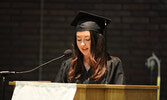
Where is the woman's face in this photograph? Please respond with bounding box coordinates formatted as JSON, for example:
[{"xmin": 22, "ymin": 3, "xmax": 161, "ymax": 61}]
[{"xmin": 76, "ymin": 31, "xmax": 91, "ymax": 57}]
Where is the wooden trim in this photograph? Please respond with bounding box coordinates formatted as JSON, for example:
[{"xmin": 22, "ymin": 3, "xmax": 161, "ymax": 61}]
[
  {"xmin": 77, "ymin": 84, "xmax": 158, "ymax": 89},
  {"xmin": 9, "ymin": 81, "xmax": 51, "ymax": 86}
]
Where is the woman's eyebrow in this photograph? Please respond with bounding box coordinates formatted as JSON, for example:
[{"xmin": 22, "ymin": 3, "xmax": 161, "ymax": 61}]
[
  {"xmin": 77, "ymin": 35, "xmax": 90, "ymax": 37},
  {"xmin": 85, "ymin": 36, "xmax": 90, "ymax": 37}
]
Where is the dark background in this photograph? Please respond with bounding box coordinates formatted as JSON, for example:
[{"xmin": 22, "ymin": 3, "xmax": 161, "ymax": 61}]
[{"xmin": 0, "ymin": 0, "xmax": 167, "ymax": 100}]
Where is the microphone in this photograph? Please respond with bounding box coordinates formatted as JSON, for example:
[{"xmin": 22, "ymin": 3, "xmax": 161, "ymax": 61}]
[
  {"xmin": 16, "ymin": 49, "xmax": 72, "ymax": 74},
  {"xmin": 0, "ymin": 49, "xmax": 72, "ymax": 75},
  {"xmin": 64, "ymin": 49, "xmax": 73, "ymax": 57}
]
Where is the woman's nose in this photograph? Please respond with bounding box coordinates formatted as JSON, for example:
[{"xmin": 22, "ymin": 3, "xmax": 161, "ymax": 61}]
[{"xmin": 81, "ymin": 41, "xmax": 85, "ymax": 46}]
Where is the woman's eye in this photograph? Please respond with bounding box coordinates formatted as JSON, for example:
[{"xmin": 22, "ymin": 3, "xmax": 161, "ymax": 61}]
[
  {"xmin": 86, "ymin": 39, "xmax": 90, "ymax": 41},
  {"xmin": 77, "ymin": 39, "xmax": 81, "ymax": 41}
]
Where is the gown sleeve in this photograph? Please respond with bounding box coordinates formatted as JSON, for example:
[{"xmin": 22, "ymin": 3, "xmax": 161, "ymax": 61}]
[
  {"xmin": 106, "ymin": 57, "xmax": 125, "ymax": 84},
  {"xmin": 55, "ymin": 58, "xmax": 71, "ymax": 83}
]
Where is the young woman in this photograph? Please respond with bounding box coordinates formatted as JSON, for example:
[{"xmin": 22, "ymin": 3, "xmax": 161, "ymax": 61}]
[{"xmin": 56, "ymin": 11, "xmax": 125, "ymax": 84}]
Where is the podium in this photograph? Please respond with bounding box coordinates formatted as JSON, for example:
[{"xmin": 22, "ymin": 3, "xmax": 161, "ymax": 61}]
[{"xmin": 9, "ymin": 81, "xmax": 158, "ymax": 100}]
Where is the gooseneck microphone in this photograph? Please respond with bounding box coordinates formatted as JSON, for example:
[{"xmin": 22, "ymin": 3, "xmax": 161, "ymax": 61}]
[
  {"xmin": 0, "ymin": 49, "xmax": 72, "ymax": 75},
  {"xmin": 17, "ymin": 49, "xmax": 72, "ymax": 74},
  {"xmin": 0, "ymin": 49, "xmax": 72, "ymax": 100}
]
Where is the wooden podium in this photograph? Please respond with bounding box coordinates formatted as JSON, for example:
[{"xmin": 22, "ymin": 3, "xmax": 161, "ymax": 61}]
[
  {"xmin": 74, "ymin": 84, "xmax": 158, "ymax": 100},
  {"xmin": 9, "ymin": 81, "xmax": 158, "ymax": 100}
]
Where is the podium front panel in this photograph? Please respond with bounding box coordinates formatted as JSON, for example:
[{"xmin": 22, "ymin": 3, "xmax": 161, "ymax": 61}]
[{"xmin": 9, "ymin": 81, "xmax": 158, "ymax": 100}]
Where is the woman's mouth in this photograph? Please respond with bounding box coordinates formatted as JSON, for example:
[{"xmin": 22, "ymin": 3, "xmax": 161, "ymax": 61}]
[{"xmin": 82, "ymin": 48, "xmax": 88, "ymax": 51}]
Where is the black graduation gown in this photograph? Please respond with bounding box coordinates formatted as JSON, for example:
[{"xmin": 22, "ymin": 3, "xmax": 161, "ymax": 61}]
[{"xmin": 55, "ymin": 56, "xmax": 125, "ymax": 84}]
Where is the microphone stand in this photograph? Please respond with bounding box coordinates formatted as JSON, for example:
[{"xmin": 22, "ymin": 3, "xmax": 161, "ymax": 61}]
[
  {"xmin": 1, "ymin": 75, "xmax": 6, "ymax": 100},
  {"xmin": 0, "ymin": 49, "xmax": 72, "ymax": 100},
  {"xmin": 0, "ymin": 54, "xmax": 63, "ymax": 100},
  {"xmin": 0, "ymin": 71, "xmax": 15, "ymax": 100},
  {"xmin": 145, "ymin": 52, "xmax": 161, "ymax": 100}
]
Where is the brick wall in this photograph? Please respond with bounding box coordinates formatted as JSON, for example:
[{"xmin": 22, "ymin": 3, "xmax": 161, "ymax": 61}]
[{"xmin": 0, "ymin": 0, "xmax": 167, "ymax": 100}]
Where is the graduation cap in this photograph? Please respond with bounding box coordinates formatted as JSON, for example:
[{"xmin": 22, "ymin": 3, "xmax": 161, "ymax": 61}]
[{"xmin": 71, "ymin": 11, "xmax": 111, "ymax": 34}]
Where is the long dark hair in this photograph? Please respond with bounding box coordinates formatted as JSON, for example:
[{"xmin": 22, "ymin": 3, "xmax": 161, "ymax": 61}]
[{"xmin": 68, "ymin": 30, "xmax": 107, "ymax": 81}]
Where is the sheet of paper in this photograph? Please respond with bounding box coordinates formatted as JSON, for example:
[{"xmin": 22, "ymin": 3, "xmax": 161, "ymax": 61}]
[{"xmin": 11, "ymin": 81, "xmax": 77, "ymax": 100}]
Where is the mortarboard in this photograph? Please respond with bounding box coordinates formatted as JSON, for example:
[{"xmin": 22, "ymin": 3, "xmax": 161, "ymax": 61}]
[{"xmin": 71, "ymin": 11, "xmax": 111, "ymax": 34}]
